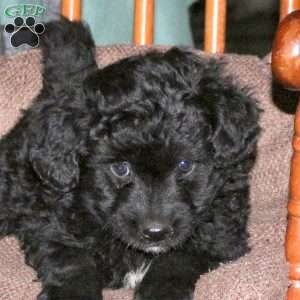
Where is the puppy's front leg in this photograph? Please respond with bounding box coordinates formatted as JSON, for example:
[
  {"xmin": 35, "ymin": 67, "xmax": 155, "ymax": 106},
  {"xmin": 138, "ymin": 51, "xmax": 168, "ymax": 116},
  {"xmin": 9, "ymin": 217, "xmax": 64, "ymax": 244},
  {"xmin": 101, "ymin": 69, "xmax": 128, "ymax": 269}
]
[
  {"xmin": 135, "ymin": 252, "xmax": 207, "ymax": 300},
  {"xmin": 29, "ymin": 246, "xmax": 102, "ymax": 300}
]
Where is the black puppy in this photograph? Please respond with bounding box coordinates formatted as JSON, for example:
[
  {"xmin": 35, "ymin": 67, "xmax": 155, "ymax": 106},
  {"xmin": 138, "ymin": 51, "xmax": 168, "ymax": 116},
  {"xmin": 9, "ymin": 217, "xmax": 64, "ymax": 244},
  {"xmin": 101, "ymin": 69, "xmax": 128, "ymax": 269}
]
[{"xmin": 0, "ymin": 20, "xmax": 259, "ymax": 300}]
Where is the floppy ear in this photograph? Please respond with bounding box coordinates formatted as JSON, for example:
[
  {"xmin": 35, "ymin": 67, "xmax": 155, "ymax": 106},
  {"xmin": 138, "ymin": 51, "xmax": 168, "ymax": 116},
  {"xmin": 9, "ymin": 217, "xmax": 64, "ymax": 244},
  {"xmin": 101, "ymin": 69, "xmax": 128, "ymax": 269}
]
[
  {"xmin": 199, "ymin": 64, "xmax": 260, "ymax": 167},
  {"xmin": 29, "ymin": 19, "xmax": 98, "ymax": 192},
  {"xmin": 29, "ymin": 113, "xmax": 81, "ymax": 193},
  {"xmin": 164, "ymin": 48, "xmax": 260, "ymax": 167}
]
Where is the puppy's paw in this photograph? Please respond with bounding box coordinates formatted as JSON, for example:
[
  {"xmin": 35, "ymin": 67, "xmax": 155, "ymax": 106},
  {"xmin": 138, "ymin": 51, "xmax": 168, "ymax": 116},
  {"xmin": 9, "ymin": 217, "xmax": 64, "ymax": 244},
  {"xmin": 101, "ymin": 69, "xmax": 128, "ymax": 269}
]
[{"xmin": 134, "ymin": 287, "xmax": 193, "ymax": 300}]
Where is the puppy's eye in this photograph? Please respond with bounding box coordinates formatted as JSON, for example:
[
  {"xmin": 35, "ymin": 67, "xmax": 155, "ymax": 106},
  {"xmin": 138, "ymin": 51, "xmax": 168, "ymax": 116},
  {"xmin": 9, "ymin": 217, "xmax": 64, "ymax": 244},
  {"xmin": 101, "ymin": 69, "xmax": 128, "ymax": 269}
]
[
  {"xmin": 110, "ymin": 162, "xmax": 131, "ymax": 177},
  {"xmin": 177, "ymin": 160, "xmax": 194, "ymax": 175}
]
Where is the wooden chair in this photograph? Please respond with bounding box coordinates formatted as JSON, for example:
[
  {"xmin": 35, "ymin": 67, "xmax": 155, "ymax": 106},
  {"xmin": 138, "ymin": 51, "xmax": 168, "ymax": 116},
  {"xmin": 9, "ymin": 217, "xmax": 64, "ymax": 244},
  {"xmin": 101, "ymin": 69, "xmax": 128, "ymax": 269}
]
[
  {"xmin": 60, "ymin": 0, "xmax": 226, "ymax": 50},
  {"xmin": 0, "ymin": 0, "xmax": 297, "ymax": 299}
]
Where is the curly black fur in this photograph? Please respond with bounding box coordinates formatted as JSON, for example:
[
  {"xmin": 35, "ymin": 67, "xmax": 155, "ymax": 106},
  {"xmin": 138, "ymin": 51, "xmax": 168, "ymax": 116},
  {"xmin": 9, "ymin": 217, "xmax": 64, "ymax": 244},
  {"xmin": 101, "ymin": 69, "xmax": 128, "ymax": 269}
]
[{"xmin": 0, "ymin": 19, "xmax": 260, "ymax": 300}]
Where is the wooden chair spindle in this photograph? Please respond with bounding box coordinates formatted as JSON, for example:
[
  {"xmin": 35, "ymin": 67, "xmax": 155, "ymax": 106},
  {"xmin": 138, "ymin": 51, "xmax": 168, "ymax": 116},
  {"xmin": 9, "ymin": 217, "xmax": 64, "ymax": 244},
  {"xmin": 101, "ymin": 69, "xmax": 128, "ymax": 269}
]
[
  {"xmin": 133, "ymin": 0, "xmax": 154, "ymax": 45},
  {"xmin": 61, "ymin": 0, "xmax": 81, "ymax": 21},
  {"xmin": 204, "ymin": 0, "xmax": 227, "ymax": 54}
]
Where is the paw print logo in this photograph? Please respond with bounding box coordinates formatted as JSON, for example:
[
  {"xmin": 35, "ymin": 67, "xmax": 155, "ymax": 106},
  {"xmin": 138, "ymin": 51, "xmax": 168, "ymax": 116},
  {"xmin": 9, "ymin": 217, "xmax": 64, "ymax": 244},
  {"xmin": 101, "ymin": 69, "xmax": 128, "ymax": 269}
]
[{"xmin": 4, "ymin": 16, "xmax": 45, "ymax": 48}]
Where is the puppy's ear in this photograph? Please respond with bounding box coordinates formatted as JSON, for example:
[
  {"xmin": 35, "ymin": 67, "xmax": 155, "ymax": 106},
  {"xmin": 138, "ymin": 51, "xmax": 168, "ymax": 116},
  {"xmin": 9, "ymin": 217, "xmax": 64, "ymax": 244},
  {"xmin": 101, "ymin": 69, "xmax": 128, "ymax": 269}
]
[
  {"xmin": 39, "ymin": 18, "xmax": 97, "ymax": 90},
  {"xmin": 165, "ymin": 49, "xmax": 260, "ymax": 167},
  {"xmin": 29, "ymin": 110, "xmax": 85, "ymax": 193},
  {"xmin": 199, "ymin": 63, "xmax": 260, "ymax": 167},
  {"xmin": 30, "ymin": 149, "xmax": 79, "ymax": 194}
]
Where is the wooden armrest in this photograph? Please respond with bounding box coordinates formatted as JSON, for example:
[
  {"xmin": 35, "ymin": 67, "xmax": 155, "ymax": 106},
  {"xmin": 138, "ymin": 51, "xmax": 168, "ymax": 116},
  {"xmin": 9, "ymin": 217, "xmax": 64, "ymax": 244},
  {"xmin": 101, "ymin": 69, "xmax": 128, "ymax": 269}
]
[
  {"xmin": 272, "ymin": 10, "xmax": 300, "ymax": 90},
  {"xmin": 272, "ymin": 9, "xmax": 300, "ymax": 300}
]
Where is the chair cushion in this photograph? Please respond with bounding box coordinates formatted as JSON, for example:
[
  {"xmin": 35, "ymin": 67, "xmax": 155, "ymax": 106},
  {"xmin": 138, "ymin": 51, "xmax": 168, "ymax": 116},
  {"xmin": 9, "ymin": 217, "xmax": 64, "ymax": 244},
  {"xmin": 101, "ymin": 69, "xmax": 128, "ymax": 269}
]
[{"xmin": 0, "ymin": 46, "xmax": 293, "ymax": 300}]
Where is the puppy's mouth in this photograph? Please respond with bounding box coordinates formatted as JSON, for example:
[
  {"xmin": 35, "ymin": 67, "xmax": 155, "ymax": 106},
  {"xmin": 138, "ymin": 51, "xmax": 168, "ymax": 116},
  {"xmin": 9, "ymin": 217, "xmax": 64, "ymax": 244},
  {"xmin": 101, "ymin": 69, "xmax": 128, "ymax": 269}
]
[
  {"xmin": 128, "ymin": 240, "xmax": 173, "ymax": 255},
  {"xmin": 122, "ymin": 234, "xmax": 186, "ymax": 255},
  {"xmin": 143, "ymin": 245, "xmax": 169, "ymax": 254}
]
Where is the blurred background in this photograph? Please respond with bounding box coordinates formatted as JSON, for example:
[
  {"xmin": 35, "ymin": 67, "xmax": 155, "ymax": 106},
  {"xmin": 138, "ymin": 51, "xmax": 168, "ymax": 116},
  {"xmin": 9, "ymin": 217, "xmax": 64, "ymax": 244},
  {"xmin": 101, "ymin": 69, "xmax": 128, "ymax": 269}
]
[{"xmin": 0, "ymin": 0, "xmax": 278, "ymax": 57}]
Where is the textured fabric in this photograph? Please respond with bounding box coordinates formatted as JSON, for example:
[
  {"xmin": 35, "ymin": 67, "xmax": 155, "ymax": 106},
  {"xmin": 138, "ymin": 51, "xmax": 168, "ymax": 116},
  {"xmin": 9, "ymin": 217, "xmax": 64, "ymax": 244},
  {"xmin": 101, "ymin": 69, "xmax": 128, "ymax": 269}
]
[{"xmin": 0, "ymin": 46, "xmax": 293, "ymax": 300}]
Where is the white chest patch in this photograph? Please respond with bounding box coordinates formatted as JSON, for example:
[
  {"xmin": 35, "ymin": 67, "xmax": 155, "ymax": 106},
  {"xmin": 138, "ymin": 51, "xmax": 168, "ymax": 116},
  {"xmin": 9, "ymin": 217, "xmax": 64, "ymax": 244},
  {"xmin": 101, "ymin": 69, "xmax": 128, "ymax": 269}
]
[{"xmin": 123, "ymin": 262, "xmax": 152, "ymax": 289}]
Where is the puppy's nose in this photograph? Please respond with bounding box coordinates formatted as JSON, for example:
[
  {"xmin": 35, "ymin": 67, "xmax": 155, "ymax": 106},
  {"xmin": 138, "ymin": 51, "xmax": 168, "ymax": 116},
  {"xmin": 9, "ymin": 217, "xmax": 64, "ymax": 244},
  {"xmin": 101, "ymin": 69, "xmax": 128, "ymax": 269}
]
[{"xmin": 142, "ymin": 223, "xmax": 171, "ymax": 242}]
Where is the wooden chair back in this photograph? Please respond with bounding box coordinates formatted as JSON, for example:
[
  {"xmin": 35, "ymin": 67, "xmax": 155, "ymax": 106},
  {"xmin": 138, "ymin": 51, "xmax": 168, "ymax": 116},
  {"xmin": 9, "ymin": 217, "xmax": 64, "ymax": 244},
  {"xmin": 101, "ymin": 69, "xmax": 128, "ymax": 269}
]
[
  {"xmin": 59, "ymin": 1, "xmax": 300, "ymax": 299},
  {"xmin": 61, "ymin": 0, "xmax": 227, "ymax": 53}
]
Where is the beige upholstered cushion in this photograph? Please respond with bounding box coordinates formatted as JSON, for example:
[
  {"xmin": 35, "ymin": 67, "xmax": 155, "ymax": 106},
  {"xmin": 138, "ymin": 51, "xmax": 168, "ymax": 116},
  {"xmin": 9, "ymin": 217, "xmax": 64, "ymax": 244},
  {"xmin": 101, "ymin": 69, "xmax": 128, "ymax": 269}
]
[{"xmin": 0, "ymin": 46, "xmax": 293, "ymax": 300}]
